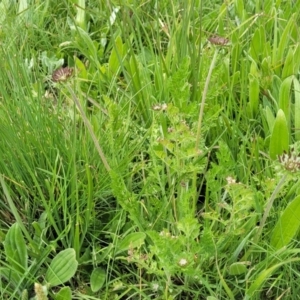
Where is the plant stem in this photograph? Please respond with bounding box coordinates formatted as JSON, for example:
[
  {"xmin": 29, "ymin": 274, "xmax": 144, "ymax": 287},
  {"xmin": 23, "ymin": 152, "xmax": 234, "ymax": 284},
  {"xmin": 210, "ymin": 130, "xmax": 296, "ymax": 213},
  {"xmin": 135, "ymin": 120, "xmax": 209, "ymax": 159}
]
[
  {"xmin": 66, "ymin": 85, "xmax": 111, "ymax": 173},
  {"xmin": 195, "ymin": 48, "xmax": 219, "ymax": 150},
  {"xmin": 193, "ymin": 48, "xmax": 219, "ymax": 212}
]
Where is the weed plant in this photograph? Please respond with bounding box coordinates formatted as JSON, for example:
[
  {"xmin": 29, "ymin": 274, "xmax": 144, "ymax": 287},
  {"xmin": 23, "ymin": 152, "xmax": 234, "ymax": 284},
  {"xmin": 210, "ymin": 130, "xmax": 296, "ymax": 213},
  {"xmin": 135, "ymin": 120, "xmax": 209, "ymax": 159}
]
[{"xmin": 1, "ymin": 0, "xmax": 300, "ymax": 299}]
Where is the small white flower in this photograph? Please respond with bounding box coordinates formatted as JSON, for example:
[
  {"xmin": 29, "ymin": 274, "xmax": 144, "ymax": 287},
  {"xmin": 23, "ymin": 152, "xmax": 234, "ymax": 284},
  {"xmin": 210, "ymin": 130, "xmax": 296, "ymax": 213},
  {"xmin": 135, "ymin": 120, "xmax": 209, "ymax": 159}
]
[
  {"xmin": 152, "ymin": 283, "xmax": 159, "ymax": 292},
  {"xmin": 226, "ymin": 176, "xmax": 236, "ymax": 185},
  {"xmin": 178, "ymin": 258, "xmax": 188, "ymax": 267}
]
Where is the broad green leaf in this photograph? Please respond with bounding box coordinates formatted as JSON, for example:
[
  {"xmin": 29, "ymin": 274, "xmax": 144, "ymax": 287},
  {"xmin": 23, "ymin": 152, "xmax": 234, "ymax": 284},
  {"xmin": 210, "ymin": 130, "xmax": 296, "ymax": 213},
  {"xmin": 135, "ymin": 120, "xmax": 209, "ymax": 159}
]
[
  {"xmin": 249, "ymin": 27, "xmax": 265, "ymax": 61},
  {"xmin": 74, "ymin": 56, "xmax": 88, "ymax": 80},
  {"xmin": 230, "ymin": 44, "xmax": 241, "ymax": 73},
  {"xmin": 108, "ymin": 35, "xmax": 124, "ymax": 77},
  {"xmin": 90, "ymin": 267, "xmax": 106, "ymax": 292},
  {"xmin": 0, "ymin": 267, "xmax": 22, "ymax": 289},
  {"xmin": 116, "ymin": 232, "xmax": 146, "ymax": 254},
  {"xmin": 271, "ymin": 195, "xmax": 300, "ymax": 249},
  {"xmin": 278, "ymin": 76, "xmax": 293, "ymax": 124},
  {"xmin": 264, "ymin": 106, "xmax": 275, "ymax": 133},
  {"xmin": 261, "ymin": 56, "xmax": 272, "ymax": 75},
  {"xmin": 234, "ymin": 0, "xmax": 245, "ymax": 20},
  {"xmin": 45, "ymin": 248, "xmax": 78, "ymax": 287},
  {"xmin": 248, "ymin": 74, "xmax": 260, "ymax": 117},
  {"xmin": 228, "ymin": 262, "xmax": 247, "ymax": 275},
  {"xmin": 3, "ymin": 223, "xmax": 28, "ymax": 274},
  {"xmin": 70, "ymin": 25, "xmax": 98, "ymax": 63},
  {"xmin": 54, "ymin": 286, "xmax": 72, "ymax": 300},
  {"xmin": 294, "ymin": 78, "xmax": 300, "ymax": 141},
  {"xmin": 75, "ymin": 0, "xmax": 86, "ymax": 30},
  {"xmin": 282, "ymin": 48, "xmax": 295, "ymax": 78},
  {"xmin": 275, "ymin": 15, "xmax": 295, "ymax": 67},
  {"xmin": 269, "ymin": 109, "xmax": 289, "ymax": 159},
  {"xmin": 293, "ymin": 44, "xmax": 300, "ymax": 76}
]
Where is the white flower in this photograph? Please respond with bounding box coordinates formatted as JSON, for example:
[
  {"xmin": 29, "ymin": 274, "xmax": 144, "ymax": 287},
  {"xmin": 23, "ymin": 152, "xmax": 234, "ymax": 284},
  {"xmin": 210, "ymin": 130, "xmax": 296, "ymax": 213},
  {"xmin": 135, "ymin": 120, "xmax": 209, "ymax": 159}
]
[
  {"xmin": 178, "ymin": 258, "xmax": 188, "ymax": 267},
  {"xmin": 152, "ymin": 283, "xmax": 159, "ymax": 292}
]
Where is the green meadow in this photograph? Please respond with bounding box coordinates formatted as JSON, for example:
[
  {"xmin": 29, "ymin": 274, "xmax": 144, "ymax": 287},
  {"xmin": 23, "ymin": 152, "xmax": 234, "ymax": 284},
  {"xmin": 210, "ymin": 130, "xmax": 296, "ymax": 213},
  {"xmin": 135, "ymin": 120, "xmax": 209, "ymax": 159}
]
[{"xmin": 1, "ymin": 1, "xmax": 300, "ymax": 299}]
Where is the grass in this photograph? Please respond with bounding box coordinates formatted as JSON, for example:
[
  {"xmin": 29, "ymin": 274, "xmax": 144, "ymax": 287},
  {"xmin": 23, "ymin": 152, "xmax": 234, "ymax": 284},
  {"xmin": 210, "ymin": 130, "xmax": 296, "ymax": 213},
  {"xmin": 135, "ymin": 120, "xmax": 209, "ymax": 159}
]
[{"xmin": 1, "ymin": 0, "xmax": 300, "ymax": 299}]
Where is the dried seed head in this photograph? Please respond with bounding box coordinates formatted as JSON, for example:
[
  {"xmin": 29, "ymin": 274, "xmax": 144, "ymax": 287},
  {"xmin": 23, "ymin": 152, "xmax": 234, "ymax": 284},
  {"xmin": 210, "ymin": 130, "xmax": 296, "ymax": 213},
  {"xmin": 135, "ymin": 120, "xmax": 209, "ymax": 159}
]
[
  {"xmin": 34, "ymin": 283, "xmax": 48, "ymax": 300},
  {"xmin": 278, "ymin": 149, "xmax": 300, "ymax": 172},
  {"xmin": 208, "ymin": 35, "xmax": 229, "ymax": 46},
  {"xmin": 52, "ymin": 67, "xmax": 73, "ymax": 82},
  {"xmin": 152, "ymin": 103, "xmax": 167, "ymax": 111}
]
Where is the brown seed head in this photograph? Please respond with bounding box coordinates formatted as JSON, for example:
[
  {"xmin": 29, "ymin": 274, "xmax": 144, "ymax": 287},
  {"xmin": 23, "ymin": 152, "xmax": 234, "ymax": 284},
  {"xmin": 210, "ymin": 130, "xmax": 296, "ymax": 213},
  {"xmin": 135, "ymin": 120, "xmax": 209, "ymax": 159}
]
[
  {"xmin": 52, "ymin": 67, "xmax": 73, "ymax": 82},
  {"xmin": 208, "ymin": 35, "xmax": 229, "ymax": 46}
]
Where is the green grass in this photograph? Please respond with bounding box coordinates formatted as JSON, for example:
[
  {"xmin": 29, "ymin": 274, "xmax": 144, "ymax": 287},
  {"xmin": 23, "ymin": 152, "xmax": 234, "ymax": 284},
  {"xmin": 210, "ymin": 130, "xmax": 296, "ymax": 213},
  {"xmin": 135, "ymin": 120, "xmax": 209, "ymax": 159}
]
[{"xmin": 1, "ymin": 0, "xmax": 300, "ymax": 299}]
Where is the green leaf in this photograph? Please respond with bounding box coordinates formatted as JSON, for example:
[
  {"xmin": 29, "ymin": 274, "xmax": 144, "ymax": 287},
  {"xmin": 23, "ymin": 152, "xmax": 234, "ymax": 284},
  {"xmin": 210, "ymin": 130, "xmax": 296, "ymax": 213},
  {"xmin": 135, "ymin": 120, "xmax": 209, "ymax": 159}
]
[
  {"xmin": 271, "ymin": 195, "xmax": 300, "ymax": 249},
  {"xmin": 167, "ymin": 56, "xmax": 191, "ymax": 110},
  {"xmin": 116, "ymin": 232, "xmax": 146, "ymax": 254},
  {"xmin": 264, "ymin": 106, "xmax": 275, "ymax": 133},
  {"xmin": 177, "ymin": 217, "xmax": 200, "ymax": 240},
  {"xmin": 278, "ymin": 76, "xmax": 293, "ymax": 125},
  {"xmin": 248, "ymin": 74, "xmax": 260, "ymax": 117},
  {"xmin": 234, "ymin": 0, "xmax": 245, "ymax": 20},
  {"xmin": 276, "ymin": 15, "xmax": 296, "ymax": 67},
  {"xmin": 90, "ymin": 267, "xmax": 106, "ymax": 292},
  {"xmin": 108, "ymin": 35, "xmax": 125, "ymax": 77},
  {"xmin": 269, "ymin": 109, "xmax": 289, "ymax": 159},
  {"xmin": 3, "ymin": 223, "xmax": 28, "ymax": 274},
  {"xmin": 71, "ymin": 25, "xmax": 99, "ymax": 63},
  {"xmin": 75, "ymin": 0, "xmax": 86, "ymax": 30},
  {"xmin": 249, "ymin": 27, "xmax": 265, "ymax": 61},
  {"xmin": 245, "ymin": 258, "xmax": 300, "ymax": 299},
  {"xmin": 294, "ymin": 77, "xmax": 300, "ymax": 141},
  {"xmin": 282, "ymin": 48, "xmax": 295, "ymax": 78},
  {"xmin": 74, "ymin": 56, "xmax": 88, "ymax": 80},
  {"xmin": 21, "ymin": 289, "xmax": 28, "ymax": 300},
  {"xmin": 54, "ymin": 286, "xmax": 72, "ymax": 300},
  {"xmin": 45, "ymin": 248, "xmax": 78, "ymax": 287},
  {"xmin": 0, "ymin": 267, "xmax": 22, "ymax": 289},
  {"xmin": 228, "ymin": 262, "xmax": 247, "ymax": 275}
]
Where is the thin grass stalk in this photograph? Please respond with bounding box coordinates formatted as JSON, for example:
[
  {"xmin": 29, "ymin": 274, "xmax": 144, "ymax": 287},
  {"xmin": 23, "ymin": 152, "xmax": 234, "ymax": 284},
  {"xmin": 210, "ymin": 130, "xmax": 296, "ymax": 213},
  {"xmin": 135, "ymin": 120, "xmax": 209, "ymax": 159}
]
[
  {"xmin": 193, "ymin": 49, "xmax": 219, "ymax": 211},
  {"xmin": 191, "ymin": 0, "xmax": 203, "ymax": 103},
  {"xmin": 66, "ymin": 85, "xmax": 111, "ymax": 173},
  {"xmin": 195, "ymin": 48, "xmax": 219, "ymax": 149}
]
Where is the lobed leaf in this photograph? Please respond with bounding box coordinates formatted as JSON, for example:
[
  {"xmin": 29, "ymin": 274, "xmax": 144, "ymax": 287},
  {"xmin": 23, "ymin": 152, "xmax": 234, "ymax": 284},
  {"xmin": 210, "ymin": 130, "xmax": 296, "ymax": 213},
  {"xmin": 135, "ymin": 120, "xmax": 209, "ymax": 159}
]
[{"xmin": 116, "ymin": 232, "xmax": 146, "ymax": 254}]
